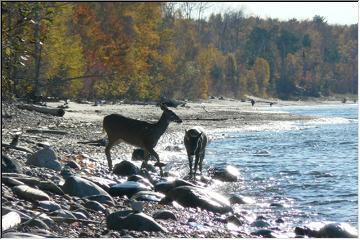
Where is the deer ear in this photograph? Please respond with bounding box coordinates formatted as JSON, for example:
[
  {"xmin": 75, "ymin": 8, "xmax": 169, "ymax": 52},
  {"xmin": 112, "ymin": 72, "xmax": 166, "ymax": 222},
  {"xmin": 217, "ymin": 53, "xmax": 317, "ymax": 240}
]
[{"xmin": 160, "ymin": 102, "xmax": 168, "ymax": 111}]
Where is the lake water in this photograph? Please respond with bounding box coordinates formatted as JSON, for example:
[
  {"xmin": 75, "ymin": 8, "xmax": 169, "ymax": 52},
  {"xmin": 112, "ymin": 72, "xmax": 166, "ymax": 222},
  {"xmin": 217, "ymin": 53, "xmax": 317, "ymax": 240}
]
[{"xmin": 206, "ymin": 104, "xmax": 358, "ymax": 236}]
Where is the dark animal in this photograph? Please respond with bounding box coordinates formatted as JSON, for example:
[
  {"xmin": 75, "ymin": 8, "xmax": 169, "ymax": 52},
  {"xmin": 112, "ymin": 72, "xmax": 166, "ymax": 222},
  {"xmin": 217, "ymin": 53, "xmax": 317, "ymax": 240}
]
[
  {"xmin": 184, "ymin": 126, "xmax": 208, "ymax": 178},
  {"xmin": 103, "ymin": 103, "xmax": 182, "ymax": 176},
  {"xmin": 251, "ymin": 99, "xmax": 256, "ymax": 106}
]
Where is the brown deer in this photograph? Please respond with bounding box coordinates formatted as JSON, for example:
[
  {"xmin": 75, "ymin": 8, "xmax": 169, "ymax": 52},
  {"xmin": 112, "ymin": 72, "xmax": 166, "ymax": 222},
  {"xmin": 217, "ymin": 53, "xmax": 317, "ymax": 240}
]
[
  {"xmin": 103, "ymin": 103, "xmax": 182, "ymax": 176},
  {"xmin": 184, "ymin": 126, "xmax": 208, "ymax": 179}
]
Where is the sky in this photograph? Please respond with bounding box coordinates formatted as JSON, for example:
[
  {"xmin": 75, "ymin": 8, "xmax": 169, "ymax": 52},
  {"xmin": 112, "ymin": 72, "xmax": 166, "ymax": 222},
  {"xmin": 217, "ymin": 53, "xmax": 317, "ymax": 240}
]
[{"xmin": 204, "ymin": 2, "xmax": 358, "ymax": 25}]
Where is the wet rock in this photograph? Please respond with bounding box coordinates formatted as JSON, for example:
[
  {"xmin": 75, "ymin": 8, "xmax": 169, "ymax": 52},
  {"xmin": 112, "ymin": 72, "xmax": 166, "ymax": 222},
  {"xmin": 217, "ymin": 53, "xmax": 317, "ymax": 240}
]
[
  {"xmin": 2, "ymin": 154, "xmax": 22, "ymax": 173},
  {"xmin": 12, "ymin": 185, "xmax": 50, "ymax": 201},
  {"xmin": 251, "ymin": 229, "xmax": 275, "ymax": 238},
  {"xmin": 26, "ymin": 147, "xmax": 62, "ymax": 171},
  {"xmin": 113, "ymin": 160, "xmax": 140, "ymax": 176},
  {"xmin": 270, "ymin": 202, "xmax": 284, "ymax": 208},
  {"xmin": 298, "ymin": 223, "xmax": 359, "ymax": 238},
  {"xmin": 229, "ymin": 194, "xmax": 255, "ymax": 204},
  {"xmin": 132, "ymin": 149, "xmax": 146, "ymax": 161},
  {"xmin": 107, "ymin": 212, "xmax": 167, "ymax": 232},
  {"xmin": 62, "ymin": 176, "xmax": 111, "ymax": 198},
  {"xmin": 83, "ymin": 194, "xmax": 114, "ymax": 206},
  {"xmin": 83, "ymin": 200, "xmax": 106, "ymax": 213},
  {"xmin": 154, "ymin": 178, "xmax": 197, "ymax": 194},
  {"xmin": 251, "ymin": 219, "xmax": 271, "ymax": 228},
  {"xmin": 210, "ymin": 165, "xmax": 239, "ymax": 182},
  {"xmin": 317, "ymin": 223, "xmax": 358, "ymax": 238},
  {"xmin": 166, "ymin": 186, "xmax": 232, "ymax": 214},
  {"xmin": 130, "ymin": 191, "xmax": 165, "ymax": 202},
  {"xmin": 65, "ymin": 160, "xmax": 81, "ymax": 170},
  {"xmin": 109, "ymin": 181, "xmax": 151, "ymax": 198},
  {"xmin": 152, "ymin": 210, "xmax": 177, "ymax": 221},
  {"xmin": 226, "ymin": 215, "xmax": 244, "ymax": 226},
  {"xmin": 276, "ymin": 218, "xmax": 285, "ymax": 224},
  {"xmin": 37, "ymin": 200, "xmax": 62, "ymax": 212},
  {"xmin": 2, "ymin": 211, "xmax": 21, "ymax": 231}
]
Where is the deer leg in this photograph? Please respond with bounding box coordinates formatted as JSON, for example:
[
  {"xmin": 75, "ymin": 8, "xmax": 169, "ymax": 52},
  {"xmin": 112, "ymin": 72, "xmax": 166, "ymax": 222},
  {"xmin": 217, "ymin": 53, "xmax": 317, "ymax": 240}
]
[
  {"xmin": 199, "ymin": 150, "xmax": 205, "ymax": 175},
  {"xmin": 147, "ymin": 148, "xmax": 164, "ymax": 177}
]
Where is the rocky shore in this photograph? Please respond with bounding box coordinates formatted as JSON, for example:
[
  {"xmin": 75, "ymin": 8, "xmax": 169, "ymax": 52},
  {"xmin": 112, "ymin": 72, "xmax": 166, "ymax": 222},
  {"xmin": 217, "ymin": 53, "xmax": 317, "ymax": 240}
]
[{"xmin": 2, "ymin": 99, "xmax": 357, "ymax": 238}]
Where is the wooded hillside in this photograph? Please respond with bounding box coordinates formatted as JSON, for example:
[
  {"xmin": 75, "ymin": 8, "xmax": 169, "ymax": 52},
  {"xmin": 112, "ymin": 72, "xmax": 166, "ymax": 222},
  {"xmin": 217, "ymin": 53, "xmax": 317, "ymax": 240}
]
[{"xmin": 2, "ymin": 2, "xmax": 358, "ymax": 101}]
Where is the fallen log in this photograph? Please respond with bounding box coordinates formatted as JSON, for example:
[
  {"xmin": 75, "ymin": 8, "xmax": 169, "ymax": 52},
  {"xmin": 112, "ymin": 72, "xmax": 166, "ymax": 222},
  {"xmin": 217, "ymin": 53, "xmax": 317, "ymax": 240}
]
[
  {"xmin": 17, "ymin": 104, "xmax": 65, "ymax": 117},
  {"xmin": 26, "ymin": 129, "xmax": 68, "ymax": 135}
]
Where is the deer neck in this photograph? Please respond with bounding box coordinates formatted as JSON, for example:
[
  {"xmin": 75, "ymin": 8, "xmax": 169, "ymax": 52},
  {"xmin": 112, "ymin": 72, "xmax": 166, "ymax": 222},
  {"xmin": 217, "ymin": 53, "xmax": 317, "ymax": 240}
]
[{"xmin": 153, "ymin": 112, "xmax": 170, "ymax": 139}]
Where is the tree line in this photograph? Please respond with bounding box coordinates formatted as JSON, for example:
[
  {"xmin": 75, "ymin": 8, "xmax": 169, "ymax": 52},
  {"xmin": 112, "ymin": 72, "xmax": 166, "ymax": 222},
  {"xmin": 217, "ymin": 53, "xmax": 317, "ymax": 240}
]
[{"xmin": 2, "ymin": 2, "xmax": 358, "ymax": 101}]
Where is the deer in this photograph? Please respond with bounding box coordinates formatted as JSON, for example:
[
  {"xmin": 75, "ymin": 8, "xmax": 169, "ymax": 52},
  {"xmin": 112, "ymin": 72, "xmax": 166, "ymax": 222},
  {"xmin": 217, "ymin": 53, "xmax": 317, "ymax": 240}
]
[
  {"xmin": 184, "ymin": 126, "xmax": 208, "ymax": 179},
  {"xmin": 103, "ymin": 103, "xmax": 182, "ymax": 176}
]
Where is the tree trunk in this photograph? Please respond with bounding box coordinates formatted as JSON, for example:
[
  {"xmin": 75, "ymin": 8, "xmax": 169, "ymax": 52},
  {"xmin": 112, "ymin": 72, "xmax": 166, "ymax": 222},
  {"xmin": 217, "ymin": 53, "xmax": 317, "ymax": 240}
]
[{"xmin": 17, "ymin": 104, "xmax": 65, "ymax": 117}]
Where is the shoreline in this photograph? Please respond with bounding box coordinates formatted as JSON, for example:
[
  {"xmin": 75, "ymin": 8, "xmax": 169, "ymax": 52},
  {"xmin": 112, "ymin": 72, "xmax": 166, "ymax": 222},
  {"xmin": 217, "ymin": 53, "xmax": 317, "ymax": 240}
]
[{"xmin": 1, "ymin": 99, "xmax": 356, "ymax": 238}]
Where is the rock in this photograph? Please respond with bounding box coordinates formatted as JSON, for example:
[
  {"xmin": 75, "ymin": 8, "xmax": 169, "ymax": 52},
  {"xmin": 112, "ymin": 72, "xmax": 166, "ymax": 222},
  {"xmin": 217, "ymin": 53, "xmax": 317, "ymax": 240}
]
[
  {"xmin": 270, "ymin": 202, "xmax": 284, "ymax": 208},
  {"xmin": 38, "ymin": 180, "xmax": 64, "ymax": 195},
  {"xmin": 131, "ymin": 149, "xmax": 146, "ymax": 161},
  {"xmin": 113, "ymin": 160, "xmax": 140, "ymax": 176},
  {"xmin": 226, "ymin": 215, "xmax": 244, "ymax": 226},
  {"xmin": 312, "ymin": 223, "xmax": 358, "ymax": 238},
  {"xmin": 2, "ymin": 211, "xmax": 21, "ymax": 231},
  {"xmin": 2, "ymin": 176, "xmax": 25, "ymax": 187},
  {"xmin": 37, "ymin": 201, "xmax": 62, "ymax": 212},
  {"xmin": 62, "ymin": 176, "xmax": 111, "ymax": 198},
  {"xmin": 211, "ymin": 165, "xmax": 239, "ymax": 182},
  {"xmin": 82, "ymin": 176, "xmax": 117, "ymax": 192},
  {"xmin": 72, "ymin": 211, "xmax": 88, "ymax": 220},
  {"xmin": 83, "ymin": 194, "xmax": 114, "ymax": 206},
  {"xmin": 229, "ymin": 194, "xmax": 255, "ymax": 204},
  {"xmin": 166, "ymin": 186, "xmax": 232, "ymax": 214},
  {"xmin": 12, "ymin": 185, "xmax": 50, "ymax": 201},
  {"xmin": 26, "ymin": 147, "xmax": 62, "ymax": 171},
  {"xmin": 2, "ymin": 232, "xmax": 46, "ymax": 238},
  {"xmin": 107, "ymin": 212, "xmax": 167, "ymax": 232},
  {"xmin": 65, "ymin": 160, "xmax": 81, "ymax": 170},
  {"xmin": 2, "ymin": 154, "xmax": 22, "ymax": 173},
  {"xmin": 152, "ymin": 210, "xmax": 177, "ymax": 221},
  {"xmin": 128, "ymin": 175, "xmax": 153, "ymax": 188},
  {"xmin": 109, "ymin": 181, "xmax": 151, "ymax": 198},
  {"xmin": 50, "ymin": 209, "xmax": 76, "ymax": 219},
  {"xmin": 251, "ymin": 229, "xmax": 275, "ymax": 238},
  {"xmin": 154, "ymin": 178, "xmax": 197, "ymax": 194},
  {"xmin": 2, "ymin": 207, "xmax": 49, "ymax": 229},
  {"xmin": 130, "ymin": 191, "xmax": 165, "ymax": 202},
  {"xmin": 83, "ymin": 200, "xmax": 106, "ymax": 213},
  {"xmin": 251, "ymin": 219, "xmax": 271, "ymax": 228}
]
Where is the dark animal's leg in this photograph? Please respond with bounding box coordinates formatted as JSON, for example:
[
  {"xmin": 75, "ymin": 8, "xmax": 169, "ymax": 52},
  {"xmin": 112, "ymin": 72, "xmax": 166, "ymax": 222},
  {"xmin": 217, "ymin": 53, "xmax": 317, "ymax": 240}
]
[
  {"xmin": 194, "ymin": 154, "xmax": 200, "ymax": 179},
  {"xmin": 141, "ymin": 150, "xmax": 151, "ymax": 170},
  {"xmin": 188, "ymin": 154, "xmax": 193, "ymax": 177},
  {"xmin": 199, "ymin": 152, "xmax": 205, "ymax": 175},
  {"xmin": 147, "ymin": 148, "xmax": 163, "ymax": 177},
  {"xmin": 105, "ymin": 142, "xmax": 115, "ymax": 171}
]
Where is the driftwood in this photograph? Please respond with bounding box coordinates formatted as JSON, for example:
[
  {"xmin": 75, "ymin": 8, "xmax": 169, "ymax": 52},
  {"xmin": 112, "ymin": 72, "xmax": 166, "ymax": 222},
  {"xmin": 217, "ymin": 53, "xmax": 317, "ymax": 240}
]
[
  {"xmin": 2, "ymin": 143, "xmax": 33, "ymax": 153},
  {"xmin": 26, "ymin": 129, "xmax": 68, "ymax": 135},
  {"xmin": 17, "ymin": 104, "xmax": 65, "ymax": 117}
]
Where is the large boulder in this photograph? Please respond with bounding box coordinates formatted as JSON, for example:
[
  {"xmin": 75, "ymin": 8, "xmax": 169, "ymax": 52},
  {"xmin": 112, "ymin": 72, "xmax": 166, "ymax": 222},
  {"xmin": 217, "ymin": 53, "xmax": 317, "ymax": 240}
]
[
  {"xmin": 26, "ymin": 147, "xmax": 62, "ymax": 171},
  {"xmin": 2, "ymin": 154, "xmax": 22, "ymax": 173},
  {"xmin": 107, "ymin": 211, "xmax": 167, "ymax": 232},
  {"xmin": 109, "ymin": 181, "xmax": 151, "ymax": 198},
  {"xmin": 296, "ymin": 222, "xmax": 358, "ymax": 238},
  {"xmin": 166, "ymin": 186, "xmax": 232, "ymax": 214},
  {"xmin": 61, "ymin": 176, "xmax": 111, "ymax": 198},
  {"xmin": 130, "ymin": 191, "xmax": 165, "ymax": 202},
  {"xmin": 113, "ymin": 160, "xmax": 140, "ymax": 176}
]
